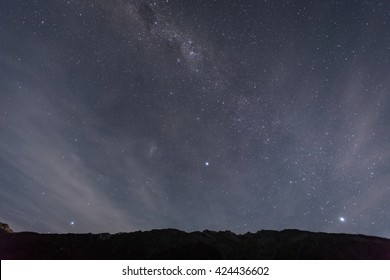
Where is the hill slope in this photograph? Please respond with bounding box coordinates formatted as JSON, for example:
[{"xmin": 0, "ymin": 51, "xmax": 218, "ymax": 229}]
[{"xmin": 1, "ymin": 228, "xmax": 390, "ymax": 259}]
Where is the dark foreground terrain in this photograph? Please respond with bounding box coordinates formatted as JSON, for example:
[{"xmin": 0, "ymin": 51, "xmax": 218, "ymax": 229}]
[{"xmin": 1, "ymin": 225, "xmax": 390, "ymax": 259}]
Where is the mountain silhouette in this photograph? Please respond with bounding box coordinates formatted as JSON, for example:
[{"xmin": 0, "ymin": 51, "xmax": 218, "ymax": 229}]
[{"xmin": 1, "ymin": 226, "xmax": 390, "ymax": 259}]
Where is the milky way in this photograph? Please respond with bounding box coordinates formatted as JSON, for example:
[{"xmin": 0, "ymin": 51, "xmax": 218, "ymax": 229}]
[{"xmin": 1, "ymin": 0, "xmax": 390, "ymax": 237}]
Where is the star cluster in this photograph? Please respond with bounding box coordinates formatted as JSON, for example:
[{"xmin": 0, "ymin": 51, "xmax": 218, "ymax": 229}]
[{"xmin": 0, "ymin": 0, "xmax": 389, "ymax": 237}]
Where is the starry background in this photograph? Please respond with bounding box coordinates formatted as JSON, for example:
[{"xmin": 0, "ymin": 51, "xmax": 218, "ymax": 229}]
[{"xmin": 1, "ymin": 0, "xmax": 389, "ymax": 237}]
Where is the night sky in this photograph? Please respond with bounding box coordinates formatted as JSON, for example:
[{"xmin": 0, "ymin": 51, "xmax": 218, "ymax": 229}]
[{"xmin": 1, "ymin": 0, "xmax": 390, "ymax": 237}]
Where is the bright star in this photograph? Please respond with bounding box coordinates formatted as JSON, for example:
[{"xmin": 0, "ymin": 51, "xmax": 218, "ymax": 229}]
[
  {"xmin": 339, "ymin": 217, "xmax": 345, "ymax": 222},
  {"xmin": 205, "ymin": 161, "xmax": 209, "ymax": 166}
]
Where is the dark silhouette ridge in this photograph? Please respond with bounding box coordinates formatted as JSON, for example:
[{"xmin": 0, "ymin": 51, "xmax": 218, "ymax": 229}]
[{"xmin": 1, "ymin": 226, "xmax": 390, "ymax": 259}]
